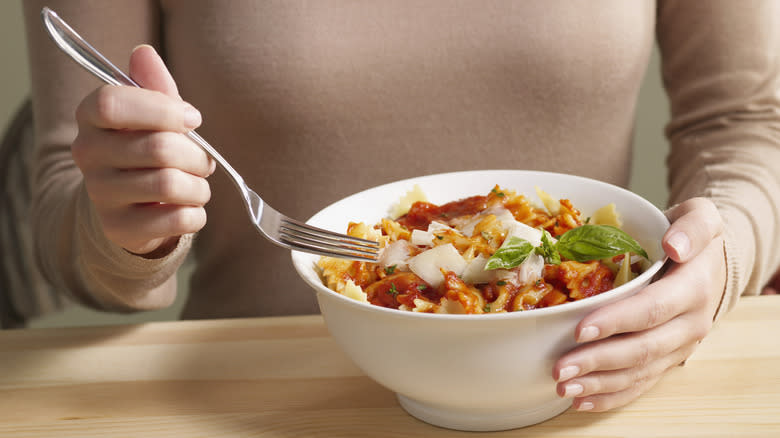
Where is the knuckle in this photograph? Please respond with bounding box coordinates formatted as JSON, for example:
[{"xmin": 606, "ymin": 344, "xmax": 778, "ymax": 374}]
[
  {"xmin": 162, "ymin": 101, "xmax": 185, "ymax": 131},
  {"xmin": 143, "ymin": 133, "xmax": 175, "ymax": 165},
  {"xmin": 94, "ymin": 86, "xmax": 122, "ymax": 126},
  {"xmin": 690, "ymin": 284, "xmax": 710, "ymax": 308},
  {"xmin": 689, "ymin": 198, "xmax": 724, "ymax": 234},
  {"xmin": 168, "ymin": 210, "xmax": 190, "ymax": 233},
  {"xmin": 680, "ymin": 342, "xmax": 699, "ymax": 361},
  {"xmin": 635, "ymin": 338, "xmax": 655, "ymax": 367},
  {"xmin": 690, "ymin": 318, "xmax": 712, "ymax": 343},
  {"xmin": 583, "ymin": 376, "xmax": 603, "ymax": 395},
  {"xmin": 169, "ymin": 207, "xmax": 206, "ymax": 234},
  {"xmin": 576, "ymin": 355, "xmax": 598, "ymax": 376},
  {"xmin": 629, "ymin": 379, "xmax": 647, "ymax": 401},
  {"xmin": 84, "ymin": 180, "xmax": 108, "ymax": 204},
  {"xmin": 630, "ymin": 367, "xmax": 651, "ymax": 390},
  {"xmin": 81, "ymin": 171, "xmax": 114, "ymax": 205},
  {"xmin": 198, "ymin": 178, "xmax": 212, "ymax": 205},
  {"xmin": 74, "ymin": 96, "xmax": 91, "ymax": 126},
  {"xmin": 155, "ymin": 168, "xmax": 180, "ymax": 200},
  {"xmin": 644, "ymin": 296, "xmax": 668, "ymax": 328},
  {"xmin": 687, "ymin": 197, "xmax": 709, "ymax": 209},
  {"xmin": 193, "ymin": 207, "xmax": 207, "ymax": 229},
  {"xmin": 70, "ymin": 135, "xmax": 91, "ymax": 168},
  {"xmin": 98, "ymin": 211, "xmax": 126, "ymax": 242}
]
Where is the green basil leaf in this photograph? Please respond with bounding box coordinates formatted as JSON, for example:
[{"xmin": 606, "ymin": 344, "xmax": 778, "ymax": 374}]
[
  {"xmin": 535, "ymin": 229, "xmax": 561, "ymax": 265},
  {"xmin": 556, "ymin": 224, "xmax": 649, "ymax": 262},
  {"xmin": 484, "ymin": 237, "xmax": 534, "ymax": 270}
]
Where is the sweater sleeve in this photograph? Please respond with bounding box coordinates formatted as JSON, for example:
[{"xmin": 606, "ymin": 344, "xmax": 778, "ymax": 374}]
[
  {"xmin": 657, "ymin": 0, "xmax": 780, "ymax": 319},
  {"xmin": 23, "ymin": 0, "xmax": 191, "ymax": 312}
]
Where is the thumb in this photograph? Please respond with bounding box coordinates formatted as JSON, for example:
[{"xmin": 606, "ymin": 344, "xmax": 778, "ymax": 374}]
[
  {"xmin": 663, "ymin": 198, "xmax": 724, "ymax": 263},
  {"xmin": 128, "ymin": 44, "xmax": 180, "ymax": 99}
]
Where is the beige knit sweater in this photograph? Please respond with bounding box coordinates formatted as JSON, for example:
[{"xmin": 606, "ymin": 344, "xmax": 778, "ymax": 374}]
[{"xmin": 22, "ymin": 0, "xmax": 780, "ymax": 319}]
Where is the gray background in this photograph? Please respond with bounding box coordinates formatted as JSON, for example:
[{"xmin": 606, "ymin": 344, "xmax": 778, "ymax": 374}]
[{"xmin": 1, "ymin": 2, "xmax": 669, "ymax": 328}]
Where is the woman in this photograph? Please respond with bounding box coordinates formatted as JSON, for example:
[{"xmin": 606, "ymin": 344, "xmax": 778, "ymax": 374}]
[{"xmin": 23, "ymin": 0, "xmax": 780, "ymax": 412}]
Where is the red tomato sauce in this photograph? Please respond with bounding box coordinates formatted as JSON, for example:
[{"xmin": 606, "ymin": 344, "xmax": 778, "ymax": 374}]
[
  {"xmin": 364, "ymin": 272, "xmax": 441, "ymax": 309},
  {"xmin": 396, "ymin": 196, "xmax": 489, "ymax": 231}
]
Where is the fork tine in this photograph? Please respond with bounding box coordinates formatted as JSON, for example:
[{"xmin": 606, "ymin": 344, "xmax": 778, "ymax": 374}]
[
  {"xmin": 280, "ymin": 225, "xmax": 380, "ymax": 255},
  {"xmin": 280, "ymin": 232, "xmax": 380, "ymax": 262},
  {"xmin": 278, "ymin": 217, "xmax": 381, "ymax": 262},
  {"xmin": 280, "ymin": 218, "xmax": 380, "ymax": 250},
  {"xmin": 280, "ymin": 229, "xmax": 380, "ymax": 257}
]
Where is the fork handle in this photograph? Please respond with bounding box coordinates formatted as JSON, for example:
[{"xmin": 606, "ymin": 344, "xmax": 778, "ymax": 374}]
[{"xmin": 41, "ymin": 7, "xmax": 249, "ymax": 196}]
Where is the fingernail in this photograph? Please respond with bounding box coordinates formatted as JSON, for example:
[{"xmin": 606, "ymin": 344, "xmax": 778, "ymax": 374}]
[
  {"xmin": 183, "ymin": 104, "xmax": 202, "ymax": 129},
  {"xmin": 562, "ymin": 383, "xmax": 583, "ymax": 398},
  {"xmin": 577, "ymin": 401, "xmax": 594, "ymax": 411},
  {"xmin": 132, "ymin": 43, "xmax": 157, "ymax": 54},
  {"xmin": 557, "ymin": 365, "xmax": 580, "ymax": 381},
  {"xmin": 578, "ymin": 326, "xmax": 600, "ymax": 343},
  {"xmin": 667, "ymin": 231, "xmax": 690, "ymax": 259}
]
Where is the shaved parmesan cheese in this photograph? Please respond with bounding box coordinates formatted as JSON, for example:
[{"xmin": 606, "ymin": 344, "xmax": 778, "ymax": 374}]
[
  {"xmin": 461, "ymin": 255, "xmax": 494, "ymax": 284},
  {"xmin": 613, "ymin": 252, "xmax": 633, "ymax": 287},
  {"xmin": 506, "ymin": 221, "xmax": 543, "ymax": 247},
  {"xmin": 454, "ymin": 206, "xmax": 543, "ymax": 246},
  {"xmin": 453, "ymin": 206, "xmax": 516, "ymax": 237},
  {"xmin": 450, "ymin": 216, "xmax": 481, "ymax": 238},
  {"xmin": 408, "ymin": 244, "xmax": 467, "ymax": 288},
  {"xmin": 593, "ymin": 203, "xmax": 623, "ymax": 227},
  {"xmin": 491, "ymin": 208, "xmax": 520, "ymax": 230},
  {"xmin": 535, "ymin": 186, "xmax": 560, "ymax": 216},
  {"xmin": 410, "ymin": 221, "xmax": 460, "ymax": 247},
  {"xmin": 390, "ymin": 184, "xmax": 428, "ymax": 218},
  {"xmin": 377, "ymin": 240, "xmax": 411, "ymax": 271},
  {"xmin": 494, "ymin": 269, "xmax": 517, "ymax": 284},
  {"xmin": 410, "ymin": 229, "xmax": 432, "ymax": 246},
  {"xmin": 343, "ymin": 279, "xmax": 368, "ymax": 303},
  {"xmin": 516, "ymin": 252, "xmax": 545, "ymax": 284}
]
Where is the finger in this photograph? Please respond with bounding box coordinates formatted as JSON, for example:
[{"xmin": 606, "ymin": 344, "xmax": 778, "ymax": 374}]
[
  {"xmin": 86, "ymin": 168, "xmax": 211, "ymax": 207},
  {"xmin": 98, "ymin": 203, "xmax": 207, "ymax": 252},
  {"xmin": 663, "ymin": 198, "xmax": 723, "ymax": 263},
  {"xmin": 129, "ymin": 45, "xmax": 180, "ymax": 98},
  {"xmin": 570, "ymin": 268, "xmax": 693, "ymax": 343},
  {"xmin": 128, "ymin": 236, "xmax": 181, "ymax": 258},
  {"xmin": 76, "ymin": 85, "xmax": 201, "ymax": 132},
  {"xmin": 557, "ymin": 342, "xmax": 697, "ymax": 399},
  {"xmin": 73, "ymin": 128, "xmax": 214, "ymax": 178},
  {"xmin": 555, "ymin": 315, "xmax": 700, "ymax": 380},
  {"xmin": 571, "ymin": 374, "xmax": 663, "ymax": 412},
  {"xmin": 571, "ymin": 237, "xmax": 722, "ymax": 342}
]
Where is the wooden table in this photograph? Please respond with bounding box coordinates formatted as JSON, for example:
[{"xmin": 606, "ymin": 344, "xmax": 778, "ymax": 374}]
[{"xmin": 0, "ymin": 295, "xmax": 778, "ymax": 437}]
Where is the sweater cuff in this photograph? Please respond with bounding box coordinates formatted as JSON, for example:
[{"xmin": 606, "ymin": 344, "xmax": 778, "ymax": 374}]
[
  {"xmin": 711, "ymin": 232, "xmax": 734, "ymax": 323},
  {"xmin": 710, "ymin": 201, "xmax": 759, "ymax": 323},
  {"xmin": 72, "ymin": 184, "xmax": 193, "ymax": 311}
]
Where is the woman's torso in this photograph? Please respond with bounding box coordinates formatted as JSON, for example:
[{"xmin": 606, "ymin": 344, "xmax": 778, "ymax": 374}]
[{"xmin": 156, "ymin": 0, "xmax": 656, "ymax": 318}]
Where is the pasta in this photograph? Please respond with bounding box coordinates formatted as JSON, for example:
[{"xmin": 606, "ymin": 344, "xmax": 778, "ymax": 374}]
[{"xmin": 317, "ymin": 185, "xmax": 649, "ymax": 314}]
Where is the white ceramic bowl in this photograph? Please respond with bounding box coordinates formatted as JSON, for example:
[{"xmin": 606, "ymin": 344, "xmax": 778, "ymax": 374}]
[{"xmin": 291, "ymin": 170, "xmax": 669, "ymax": 431}]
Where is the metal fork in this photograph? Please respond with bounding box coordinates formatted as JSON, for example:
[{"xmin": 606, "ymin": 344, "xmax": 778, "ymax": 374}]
[{"xmin": 41, "ymin": 7, "xmax": 380, "ymax": 262}]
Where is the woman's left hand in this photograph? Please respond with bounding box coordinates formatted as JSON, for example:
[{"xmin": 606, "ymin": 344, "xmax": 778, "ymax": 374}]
[{"xmin": 551, "ymin": 197, "xmax": 727, "ymax": 412}]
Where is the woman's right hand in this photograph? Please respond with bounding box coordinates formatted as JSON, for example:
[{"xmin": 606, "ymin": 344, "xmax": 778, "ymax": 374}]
[{"xmin": 71, "ymin": 45, "xmax": 215, "ymax": 257}]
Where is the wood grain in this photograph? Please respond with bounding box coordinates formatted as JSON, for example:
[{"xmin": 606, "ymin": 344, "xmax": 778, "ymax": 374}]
[{"xmin": 1, "ymin": 296, "xmax": 779, "ymax": 437}]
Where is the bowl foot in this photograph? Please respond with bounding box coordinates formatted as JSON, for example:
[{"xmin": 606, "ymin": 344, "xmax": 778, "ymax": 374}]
[{"xmin": 397, "ymin": 394, "xmax": 571, "ymax": 432}]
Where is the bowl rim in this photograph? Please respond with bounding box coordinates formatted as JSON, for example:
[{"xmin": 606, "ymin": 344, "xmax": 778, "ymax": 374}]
[{"xmin": 291, "ymin": 169, "xmax": 670, "ymax": 322}]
